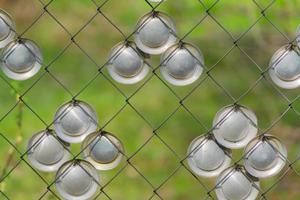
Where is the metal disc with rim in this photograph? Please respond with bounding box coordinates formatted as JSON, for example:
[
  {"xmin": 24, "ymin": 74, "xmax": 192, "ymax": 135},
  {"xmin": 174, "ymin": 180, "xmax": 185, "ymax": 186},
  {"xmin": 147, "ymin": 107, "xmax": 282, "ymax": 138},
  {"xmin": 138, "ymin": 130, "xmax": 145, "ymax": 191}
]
[
  {"xmin": 244, "ymin": 134, "xmax": 287, "ymax": 178},
  {"xmin": 82, "ymin": 131, "xmax": 124, "ymax": 171},
  {"xmin": 187, "ymin": 135, "xmax": 231, "ymax": 178},
  {"xmin": 1, "ymin": 38, "xmax": 43, "ymax": 80},
  {"xmin": 55, "ymin": 159, "xmax": 100, "ymax": 200},
  {"xmin": 160, "ymin": 42, "xmax": 204, "ymax": 86},
  {"xmin": 215, "ymin": 166, "xmax": 260, "ymax": 200},
  {"xmin": 0, "ymin": 9, "xmax": 15, "ymax": 48},
  {"xmin": 54, "ymin": 100, "xmax": 98, "ymax": 144},
  {"xmin": 268, "ymin": 45, "xmax": 300, "ymax": 89},
  {"xmin": 27, "ymin": 130, "xmax": 70, "ymax": 172},
  {"xmin": 134, "ymin": 11, "xmax": 177, "ymax": 55},
  {"xmin": 212, "ymin": 104, "xmax": 258, "ymax": 149},
  {"xmin": 107, "ymin": 41, "xmax": 149, "ymax": 84}
]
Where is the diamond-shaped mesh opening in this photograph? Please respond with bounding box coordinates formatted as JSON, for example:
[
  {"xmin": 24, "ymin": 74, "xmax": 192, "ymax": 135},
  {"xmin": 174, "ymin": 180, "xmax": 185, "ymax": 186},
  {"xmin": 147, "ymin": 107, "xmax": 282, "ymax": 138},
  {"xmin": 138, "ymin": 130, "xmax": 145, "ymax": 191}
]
[{"xmin": 0, "ymin": 0, "xmax": 300, "ymax": 199}]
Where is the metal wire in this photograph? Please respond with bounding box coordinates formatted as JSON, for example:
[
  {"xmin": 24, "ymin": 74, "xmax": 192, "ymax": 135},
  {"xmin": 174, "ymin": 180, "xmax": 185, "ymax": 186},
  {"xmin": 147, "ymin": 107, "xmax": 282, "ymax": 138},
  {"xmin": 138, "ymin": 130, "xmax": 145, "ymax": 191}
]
[{"xmin": 0, "ymin": 0, "xmax": 299, "ymax": 199}]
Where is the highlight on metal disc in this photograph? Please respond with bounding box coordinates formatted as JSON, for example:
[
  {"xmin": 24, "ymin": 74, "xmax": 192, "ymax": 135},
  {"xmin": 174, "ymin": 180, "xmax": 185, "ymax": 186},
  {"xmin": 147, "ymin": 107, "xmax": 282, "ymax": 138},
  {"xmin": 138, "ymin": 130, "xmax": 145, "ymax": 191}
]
[
  {"xmin": 187, "ymin": 135, "xmax": 231, "ymax": 178},
  {"xmin": 82, "ymin": 131, "xmax": 124, "ymax": 171},
  {"xmin": 244, "ymin": 134, "xmax": 287, "ymax": 178},
  {"xmin": 107, "ymin": 41, "xmax": 149, "ymax": 84},
  {"xmin": 55, "ymin": 159, "xmax": 100, "ymax": 200},
  {"xmin": 268, "ymin": 45, "xmax": 300, "ymax": 89},
  {"xmin": 27, "ymin": 130, "xmax": 70, "ymax": 172},
  {"xmin": 54, "ymin": 100, "xmax": 98, "ymax": 144},
  {"xmin": 0, "ymin": 38, "xmax": 42, "ymax": 80},
  {"xmin": 215, "ymin": 166, "xmax": 260, "ymax": 200},
  {"xmin": 160, "ymin": 42, "xmax": 204, "ymax": 86},
  {"xmin": 212, "ymin": 104, "xmax": 258, "ymax": 149},
  {"xmin": 134, "ymin": 11, "xmax": 177, "ymax": 55},
  {"xmin": 0, "ymin": 9, "xmax": 15, "ymax": 48}
]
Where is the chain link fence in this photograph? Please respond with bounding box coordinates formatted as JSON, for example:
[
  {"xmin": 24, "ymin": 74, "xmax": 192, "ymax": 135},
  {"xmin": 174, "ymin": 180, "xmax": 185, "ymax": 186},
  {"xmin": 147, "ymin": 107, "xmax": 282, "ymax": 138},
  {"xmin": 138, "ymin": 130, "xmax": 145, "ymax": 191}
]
[{"xmin": 0, "ymin": 0, "xmax": 300, "ymax": 199}]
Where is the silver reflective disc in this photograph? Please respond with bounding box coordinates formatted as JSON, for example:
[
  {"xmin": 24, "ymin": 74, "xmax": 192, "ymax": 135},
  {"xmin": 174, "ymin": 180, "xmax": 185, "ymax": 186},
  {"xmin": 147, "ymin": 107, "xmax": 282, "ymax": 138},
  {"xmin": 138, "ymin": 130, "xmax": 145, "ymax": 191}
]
[
  {"xmin": 268, "ymin": 45, "xmax": 300, "ymax": 89},
  {"xmin": 82, "ymin": 131, "xmax": 124, "ymax": 170},
  {"xmin": 187, "ymin": 135, "xmax": 231, "ymax": 178},
  {"xmin": 161, "ymin": 43, "xmax": 204, "ymax": 86},
  {"xmin": 0, "ymin": 9, "xmax": 15, "ymax": 48},
  {"xmin": 215, "ymin": 166, "xmax": 260, "ymax": 200},
  {"xmin": 212, "ymin": 105, "xmax": 258, "ymax": 149},
  {"xmin": 55, "ymin": 160, "xmax": 100, "ymax": 200},
  {"xmin": 27, "ymin": 130, "xmax": 70, "ymax": 172},
  {"xmin": 0, "ymin": 38, "xmax": 42, "ymax": 80},
  {"xmin": 134, "ymin": 11, "xmax": 177, "ymax": 55},
  {"xmin": 107, "ymin": 41, "xmax": 149, "ymax": 84},
  {"xmin": 244, "ymin": 134, "xmax": 287, "ymax": 178},
  {"xmin": 54, "ymin": 100, "xmax": 98, "ymax": 143}
]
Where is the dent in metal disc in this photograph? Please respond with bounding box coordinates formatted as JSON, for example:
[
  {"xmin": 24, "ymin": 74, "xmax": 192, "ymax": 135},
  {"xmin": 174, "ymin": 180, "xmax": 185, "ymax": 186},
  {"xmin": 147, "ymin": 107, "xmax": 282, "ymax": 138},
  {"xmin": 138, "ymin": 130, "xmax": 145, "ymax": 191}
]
[
  {"xmin": 55, "ymin": 160, "xmax": 100, "ymax": 200},
  {"xmin": 215, "ymin": 166, "xmax": 260, "ymax": 200},
  {"xmin": 268, "ymin": 45, "xmax": 300, "ymax": 89},
  {"xmin": 0, "ymin": 38, "xmax": 42, "ymax": 80},
  {"xmin": 212, "ymin": 104, "xmax": 258, "ymax": 149},
  {"xmin": 134, "ymin": 11, "xmax": 177, "ymax": 55},
  {"xmin": 82, "ymin": 131, "xmax": 124, "ymax": 170},
  {"xmin": 187, "ymin": 135, "xmax": 231, "ymax": 178},
  {"xmin": 27, "ymin": 130, "xmax": 70, "ymax": 172},
  {"xmin": 244, "ymin": 134, "xmax": 287, "ymax": 178},
  {"xmin": 0, "ymin": 9, "xmax": 15, "ymax": 48},
  {"xmin": 160, "ymin": 42, "xmax": 204, "ymax": 86},
  {"xmin": 54, "ymin": 100, "xmax": 98, "ymax": 143},
  {"xmin": 107, "ymin": 41, "xmax": 149, "ymax": 84}
]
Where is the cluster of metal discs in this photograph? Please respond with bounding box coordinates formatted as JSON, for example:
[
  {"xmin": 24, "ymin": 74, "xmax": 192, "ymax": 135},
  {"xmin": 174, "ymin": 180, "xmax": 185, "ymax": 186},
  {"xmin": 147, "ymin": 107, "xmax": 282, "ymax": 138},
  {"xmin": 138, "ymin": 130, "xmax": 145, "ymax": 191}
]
[
  {"xmin": 106, "ymin": 11, "xmax": 204, "ymax": 86},
  {"xmin": 187, "ymin": 104, "xmax": 288, "ymax": 200},
  {"xmin": 268, "ymin": 26, "xmax": 300, "ymax": 89},
  {"xmin": 27, "ymin": 100, "xmax": 124, "ymax": 200},
  {"xmin": 0, "ymin": 9, "xmax": 43, "ymax": 81}
]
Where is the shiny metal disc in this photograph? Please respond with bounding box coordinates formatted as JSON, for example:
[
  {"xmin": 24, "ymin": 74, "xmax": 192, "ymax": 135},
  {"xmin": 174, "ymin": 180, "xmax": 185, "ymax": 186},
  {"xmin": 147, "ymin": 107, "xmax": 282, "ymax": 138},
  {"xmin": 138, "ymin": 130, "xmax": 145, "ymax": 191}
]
[
  {"xmin": 54, "ymin": 100, "xmax": 98, "ymax": 143},
  {"xmin": 134, "ymin": 11, "xmax": 177, "ymax": 55},
  {"xmin": 160, "ymin": 43, "xmax": 204, "ymax": 86},
  {"xmin": 268, "ymin": 45, "xmax": 300, "ymax": 89},
  {"xmin": 215, "ymin": 166, "xmax": 260, "ymax": 200},
  {"xmin": 187, "ymin": 135, "xmax": 231, "ymax": 178},
  {"xmin": 0, "ymin": 9, "xmax": 15, "ymax": 48},
  {"xmin": 82, "ymin": 131, "xmax": 124, "ymax": 171},
  {"xmin": 55, "ymin": 160, "xmax": 100, "ymax": 200},
  {"xmin": 107, "ymin": 41, "xmax": 149, "ymax": 84},
  {"xmin": 244, "ymin": 134, "xmax": 287, "ymax": 178},
  {"xmin": 27, "ymin": 130, "xmax": 70, "ymax": 172},
  {"xmin": 0, "ymin": 38, "xmax": 42, "ymax": 80},
  {"xmin": 212, "ymin": 105, "xmax": 258, "ymax": 149}
]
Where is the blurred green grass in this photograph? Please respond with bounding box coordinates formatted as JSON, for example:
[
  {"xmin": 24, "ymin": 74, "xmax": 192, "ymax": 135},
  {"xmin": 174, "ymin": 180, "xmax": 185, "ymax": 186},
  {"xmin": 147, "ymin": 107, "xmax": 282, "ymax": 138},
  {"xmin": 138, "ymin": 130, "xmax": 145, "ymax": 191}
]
[{"xmin": 0, "ymin": 0, "xmax": 300, "ymax": 199}]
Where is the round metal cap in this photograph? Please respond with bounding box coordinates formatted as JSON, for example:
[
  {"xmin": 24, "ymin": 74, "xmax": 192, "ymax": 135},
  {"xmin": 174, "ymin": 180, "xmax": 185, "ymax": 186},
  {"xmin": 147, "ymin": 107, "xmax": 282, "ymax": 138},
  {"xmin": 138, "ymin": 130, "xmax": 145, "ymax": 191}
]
[
  {"xmin": 54, "ymin": 100, "xmax": 98, "ymax": 143},
  {"xmin": 212, "ymin": 105, "xmax": 258, "ymax": 149},
  {"xmin": 268, "ymin": 45, "xmax": 300, "ymax": 89},
  {"xmin": 0, "ymin": 38, "xmax": 42, "ymax": 80},
  {"xmin": 27, "ymin": 130, "xmax": 70, "ymax": 172},
  {"xmin": 0, "ymin": 9, "xmax": 15, "ymax": 48},
  {"xmin": 160, "ymin": 43, "xmax": 204, "ymax": 86},
  {"xmin": 82, "ymin": 131, "xmax": 124, "ymax": 171},
  {"xmin": 55, "ymin": 160, "xmax": 100, "ymax": 200},
  {"xmin": 107, "ymin": 41, "xmax": 149, "ymax": 84},
  {"xmin": 244, "ymin": 134, "xmax": 287, "ymax": 178},
  {"xmin": 187, "ymin": 135, "xmax": 231, "ymax": 178},
  {"xmin": 134, "ymin": 11, "xmax": 177, "ymax": 55},
  {"xmin": 215, "ymin": 166, "xmax": 260, "ymax": 200}
]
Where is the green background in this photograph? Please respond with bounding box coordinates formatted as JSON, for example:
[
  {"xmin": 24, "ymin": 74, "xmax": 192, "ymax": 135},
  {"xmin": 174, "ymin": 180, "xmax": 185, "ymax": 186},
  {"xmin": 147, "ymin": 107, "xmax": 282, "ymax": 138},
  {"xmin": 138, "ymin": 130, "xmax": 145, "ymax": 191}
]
[{"xmin": 0, "ymin": 0, "xmax": 300, "ymax": 199}]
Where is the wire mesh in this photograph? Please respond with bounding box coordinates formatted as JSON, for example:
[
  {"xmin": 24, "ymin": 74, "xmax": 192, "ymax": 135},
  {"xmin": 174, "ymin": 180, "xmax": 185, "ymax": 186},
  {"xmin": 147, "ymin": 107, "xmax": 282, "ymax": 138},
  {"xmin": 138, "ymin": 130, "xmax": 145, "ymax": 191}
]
[{"xmin": 0, "ymin": 0, "xmax": 300, "ymax": 199}]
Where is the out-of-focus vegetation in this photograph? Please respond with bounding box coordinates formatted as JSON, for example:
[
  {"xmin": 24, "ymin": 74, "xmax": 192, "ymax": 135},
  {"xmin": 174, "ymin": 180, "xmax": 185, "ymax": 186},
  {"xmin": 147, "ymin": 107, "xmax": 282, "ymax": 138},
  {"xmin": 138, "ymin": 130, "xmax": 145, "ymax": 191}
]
[{"xmin": 0, "ymin": 0, "xmax": 300, "ymax": 199}]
